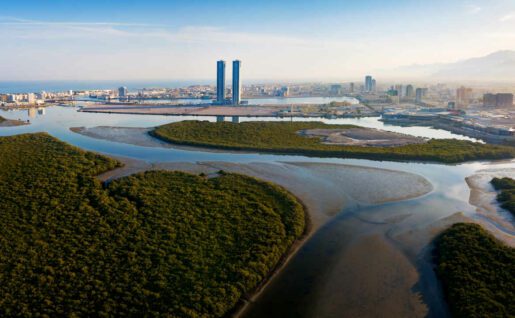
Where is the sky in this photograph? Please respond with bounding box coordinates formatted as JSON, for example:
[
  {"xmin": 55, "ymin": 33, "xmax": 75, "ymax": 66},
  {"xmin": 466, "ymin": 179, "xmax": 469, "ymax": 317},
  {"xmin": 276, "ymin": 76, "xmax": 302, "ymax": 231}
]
[{"xmin": 2, "ymin": 0, "xmax": 515, "ymax": 81}]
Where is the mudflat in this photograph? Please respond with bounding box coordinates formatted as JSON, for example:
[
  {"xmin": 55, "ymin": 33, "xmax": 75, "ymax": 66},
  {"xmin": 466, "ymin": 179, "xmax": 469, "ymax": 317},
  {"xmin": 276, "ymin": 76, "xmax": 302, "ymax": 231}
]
[
  {"xmin": 98, "ymin": 158, "xmax": 434, "ymax": 229},
  {"xmin": 300, "ymin": 127, "xmax": 427, "ymax": 147},
  {"xmin": 0, "ymin": 117, "xmax": 28, "ymax": 127}
]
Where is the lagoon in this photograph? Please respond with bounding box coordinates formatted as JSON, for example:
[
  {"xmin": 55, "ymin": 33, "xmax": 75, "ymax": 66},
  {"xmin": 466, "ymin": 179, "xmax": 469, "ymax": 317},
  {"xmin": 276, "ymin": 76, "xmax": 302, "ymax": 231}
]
[{"xmin": 0, "ymin": 105, "xmax": 513, "ymax": 318}]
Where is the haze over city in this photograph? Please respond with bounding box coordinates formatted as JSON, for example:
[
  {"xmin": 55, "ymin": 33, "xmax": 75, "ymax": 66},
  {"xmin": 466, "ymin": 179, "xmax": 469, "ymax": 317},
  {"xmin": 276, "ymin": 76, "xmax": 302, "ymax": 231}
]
[{"xmin": 3, "ymin": 0, "xmax": 515, "ymax": 81}]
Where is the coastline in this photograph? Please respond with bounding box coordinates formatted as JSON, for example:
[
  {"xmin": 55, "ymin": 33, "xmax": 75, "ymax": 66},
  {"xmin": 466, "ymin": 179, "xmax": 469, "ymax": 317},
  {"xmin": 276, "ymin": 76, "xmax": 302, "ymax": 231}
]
[
  {"xmin": 70, "ymin": 125, "xmax": 515, "ymax": 164},
  {"xmin": 465, "ymin": 168, "xmax": 515, "ymax": 246},
  {"xmin": 228, "ymin": 197, "xmax": 313, "ymax": 318}
]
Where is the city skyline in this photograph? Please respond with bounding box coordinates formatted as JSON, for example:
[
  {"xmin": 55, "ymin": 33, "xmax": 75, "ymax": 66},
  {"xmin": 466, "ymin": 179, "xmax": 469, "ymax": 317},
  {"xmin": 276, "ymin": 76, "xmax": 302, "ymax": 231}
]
[{"xmin": 3, "ymin": 0, "xmax": 515, "ymax": 81}]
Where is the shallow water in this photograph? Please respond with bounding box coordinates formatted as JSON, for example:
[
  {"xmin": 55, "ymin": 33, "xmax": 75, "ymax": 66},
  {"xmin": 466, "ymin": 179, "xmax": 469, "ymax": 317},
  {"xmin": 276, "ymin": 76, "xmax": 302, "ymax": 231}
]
[
  {"xmin": 0, "ymin": 106, "xmax": 513, "ymax": 317},
  {"xmin": 123, "ymin": 95, "xmax": 360, "ymax": 106},
  {"xmin": 0, "ymin": 106, "xmax": 478, "ymax": 161}
]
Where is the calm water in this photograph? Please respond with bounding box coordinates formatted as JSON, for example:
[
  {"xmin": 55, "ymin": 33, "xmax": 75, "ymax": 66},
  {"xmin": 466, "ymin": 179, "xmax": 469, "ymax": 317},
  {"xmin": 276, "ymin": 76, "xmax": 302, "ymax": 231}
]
[
  {"xmin": 1, "ymin": 106, "xmax": 513, "ymax": 318},
  {"xmin": 0, "ymin": 80, "xmax": 212, "ymax": 93},
  {"xmin": 0, "ymin": 105, "xmax": 478, "ymax": 162},
  {"xmin": 133, "ymin": 95, "xmax": 359, "ymax": 106}
]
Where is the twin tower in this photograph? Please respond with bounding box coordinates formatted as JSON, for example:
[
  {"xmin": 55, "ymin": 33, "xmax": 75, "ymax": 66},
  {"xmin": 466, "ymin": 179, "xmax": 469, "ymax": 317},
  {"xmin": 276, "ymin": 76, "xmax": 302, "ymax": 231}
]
[{"xmin": 216, "ymin": 60, "xmax": 241, "ymax": 105}]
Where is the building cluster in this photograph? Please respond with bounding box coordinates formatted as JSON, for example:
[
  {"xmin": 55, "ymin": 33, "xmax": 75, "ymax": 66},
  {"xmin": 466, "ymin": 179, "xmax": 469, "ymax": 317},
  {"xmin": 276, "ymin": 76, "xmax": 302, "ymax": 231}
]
[
  {"xmin": 365, "ymin": 76, "xmax": 429, "ymax": 105},
  {"xmin": 361, "ymin": 75, "xmax": 433, "ymax": 106},
  {"xmin": 455, "ymin": 86, "xmax": 474, "ymax": 109},
  {"xmin": 483, "ymin": 93, "xmax": 514, "ymax": 108},
  {"xmin": 449, "ymin": 87, "xmax": 513, "ymax": 110},
  {"xmin": 0, "ymin": 92, "xmax": 47, "ymax": 106},
  {"xmin": 359, "ymin": 76, "xmax": 514, "ymax": 112},
  {"xmin": 364, "ymin": 75, "xmax": 377, "ymax": 93},
  {"xmin": 382, "ymin": 106, "xmax": 515, "ymax": 142}
]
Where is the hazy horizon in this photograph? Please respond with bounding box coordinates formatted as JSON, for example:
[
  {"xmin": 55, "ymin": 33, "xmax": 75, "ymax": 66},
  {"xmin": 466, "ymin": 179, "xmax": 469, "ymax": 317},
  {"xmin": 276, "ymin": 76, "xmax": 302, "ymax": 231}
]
[{"xmin": 3, "ymin": 0, "xmax": 515, "ymax": 81}]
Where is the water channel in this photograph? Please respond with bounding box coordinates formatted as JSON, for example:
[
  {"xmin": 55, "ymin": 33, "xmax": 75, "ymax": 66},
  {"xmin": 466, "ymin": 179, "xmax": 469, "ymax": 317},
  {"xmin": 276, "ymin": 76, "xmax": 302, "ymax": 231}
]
[{"xmin": 1, "ymin": 106, "xmax": 513, "ymax": 317}]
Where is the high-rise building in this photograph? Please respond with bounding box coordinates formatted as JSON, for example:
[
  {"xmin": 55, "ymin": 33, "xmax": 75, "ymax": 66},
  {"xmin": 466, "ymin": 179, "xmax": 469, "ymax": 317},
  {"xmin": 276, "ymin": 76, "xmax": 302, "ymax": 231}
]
[
  {"xmin": 216, "ymin": 60, "xmax": 226, "ymax": 104},
  {"xmin": 349, "ymin": 82, "xmax": 355, "ymax": 93},
  {"xmin": 118, "ymin": 86, "xmax": 128, "ymax": 98},
  {"xmin": 484, "ymin": 93, "xmax": 514, "ymax": 108},
  {"xmin": 330, "ymin": 84, "xmax": 342, "ymax": 96},
  {"xmin": 405, "ymin": 85, "xmax": 414, "ymax": 98},
  {"xmin": 387, "ymin": 88, "xmax": 400, "ymax": 104},
  {"xmin": 496, "ymin": 93, "xmax": 514, "ymax": 108},
  {"xmin": 232, "ymin": 60, "xmax": 241, "ymax": 105},
  {"xmin": 280, "ymin": 86, "xmax": 289, "ymax": 97},
  {"xmin": 456, "ymin": 86, "xmax": 473, "ymax": 109},
  {"xmin": 415, "ymin": 88, "xmax": 427, "ymax": 103},
  {"xmin": 395, "ymin": 84, "xmax": 403, "ymax": 98},
  {"xmin": 371, "ymin": 79, "xmax": 377, "ymax": 92},
  {"xmin": 365, "ymin": 75, "xmax": 373, "ymax": 92},
  {"xmin": 27, "ymin": 93, "xmax": 36, "ymax": 104},
  {"xmin": 483, "ymin": 93, "xmax": 497, "ymax": 107}
]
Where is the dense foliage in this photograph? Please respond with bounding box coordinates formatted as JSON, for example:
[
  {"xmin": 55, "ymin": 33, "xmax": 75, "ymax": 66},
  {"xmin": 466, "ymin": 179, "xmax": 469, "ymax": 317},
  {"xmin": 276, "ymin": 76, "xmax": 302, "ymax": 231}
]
[
  {"xmin": 491, "ymin": 177, "xmax": 515, "ymax": 215},
  {"xmin": 151, "ymin": 121, "xmax": 515, "ymax": 163},
  {"xmin": 434, "ymin": 223, "xmax": 515, "ymax": 317},
  {"xmin": 0, "ymin": 116, "xmax": 5, "ymax": 123},
  {"xmin": 0, "ymin": 133, "xmax": 305, "ymax": 317}
]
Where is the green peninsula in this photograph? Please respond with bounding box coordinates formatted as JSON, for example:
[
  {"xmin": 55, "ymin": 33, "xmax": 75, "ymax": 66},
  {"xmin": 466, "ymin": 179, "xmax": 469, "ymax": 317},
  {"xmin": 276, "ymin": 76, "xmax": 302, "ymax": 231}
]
[{"xmin": 151, "ymin": 121, "xmax": 515, "ymax": 163}]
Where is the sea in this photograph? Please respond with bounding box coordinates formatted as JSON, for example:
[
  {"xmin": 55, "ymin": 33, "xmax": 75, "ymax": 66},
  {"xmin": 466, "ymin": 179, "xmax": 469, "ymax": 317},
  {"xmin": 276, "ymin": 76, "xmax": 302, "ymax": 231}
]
[{"xmin": 0, "ymin": 80, "xmax": 213, "ymax": 94}]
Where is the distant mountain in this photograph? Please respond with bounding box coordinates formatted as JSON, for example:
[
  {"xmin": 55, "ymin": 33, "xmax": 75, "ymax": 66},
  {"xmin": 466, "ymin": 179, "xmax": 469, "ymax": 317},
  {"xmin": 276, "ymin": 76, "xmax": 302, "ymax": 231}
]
[{"xmin": 390, "ymin": 50, "xmax": 515, "ymax": 81}]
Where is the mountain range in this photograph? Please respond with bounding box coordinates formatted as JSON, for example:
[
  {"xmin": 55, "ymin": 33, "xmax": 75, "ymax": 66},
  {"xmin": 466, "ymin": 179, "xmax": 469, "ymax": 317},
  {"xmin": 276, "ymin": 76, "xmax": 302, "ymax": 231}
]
[{"xmin": 386, "ymin": 50, "xmax": 515, "ymax": 81}]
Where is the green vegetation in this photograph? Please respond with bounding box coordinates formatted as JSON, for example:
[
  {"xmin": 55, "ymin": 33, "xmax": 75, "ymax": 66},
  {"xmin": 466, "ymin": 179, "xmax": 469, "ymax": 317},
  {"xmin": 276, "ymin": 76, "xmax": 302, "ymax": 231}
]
[
  {"xmin": 151, "ymin": 121, "xmax": 515, "ymax": 163},
  {"xmin": 0, "ymin": 133, "xmax": 305, "ymax": 317},
  {"xmin": 491, "ymin": 177, "xmax": 515, "ymax": 216},
  {"xmin": 0, "ymin": 116, "xmax": 5, "ymax": 123},
  {"xmin": 434, "ymin": 223, "xmax": 514, "ymax": 317}
]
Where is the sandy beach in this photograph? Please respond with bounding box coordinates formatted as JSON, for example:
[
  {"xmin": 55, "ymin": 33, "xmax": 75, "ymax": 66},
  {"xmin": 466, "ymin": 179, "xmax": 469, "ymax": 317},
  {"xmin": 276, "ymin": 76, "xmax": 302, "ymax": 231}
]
[
  {"xmin": 99, "ymin": 158, "xmax": 433, "ymax": 229},
  {"xmin": 71, "ymin": 126, "xmax": 172, "ymax": 148},
  {"xmin": 465, "ymin": 167, "xmax": 515, "ymax": 245},
  {"xmin": 300, "ymin": 127, "xmax": 427, "ymax": 147}
]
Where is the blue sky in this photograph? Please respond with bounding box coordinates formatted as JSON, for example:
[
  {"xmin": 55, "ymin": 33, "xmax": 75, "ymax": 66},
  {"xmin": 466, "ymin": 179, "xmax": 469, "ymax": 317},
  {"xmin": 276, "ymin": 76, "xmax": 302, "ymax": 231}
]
[{"xmin": 2, "ymin": 0, "xmax": 515, "ymax": 81}]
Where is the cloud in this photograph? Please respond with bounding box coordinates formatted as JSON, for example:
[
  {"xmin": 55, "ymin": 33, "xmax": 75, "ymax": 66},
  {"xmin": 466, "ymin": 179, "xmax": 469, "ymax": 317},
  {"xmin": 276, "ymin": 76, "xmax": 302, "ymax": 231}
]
[
  {"xmin": 0, "ymin": 16, "xmax": 159, "ymax": 27},
  {"xmin": 464, "ymin": 4, "xmax": 482, "ymax": 15},
  {"xmin": 0, "ymin": 17, "xmax": 322, "ymax": 48},
  {"xmin": 499, "ymin": 12, "xmax": 515, "ymax": 22}
]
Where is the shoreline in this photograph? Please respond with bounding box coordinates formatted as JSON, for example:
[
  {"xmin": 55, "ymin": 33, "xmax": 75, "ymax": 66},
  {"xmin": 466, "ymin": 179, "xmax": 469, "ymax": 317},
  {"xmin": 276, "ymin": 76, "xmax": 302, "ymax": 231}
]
[
  {"xmin": 228, "ymin": 197, "xmax": 313, "ymax": 318},
  {"xmin": 70, "ymin": 125, "xmax": 515, "ymax": 164},
  {"xmin": 465, "ymin": 168, "xmax": 515, "ymax": 246},
  {"xmin": 97, "ymin": 158, "xmax": 434, "ymax": 228}
]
